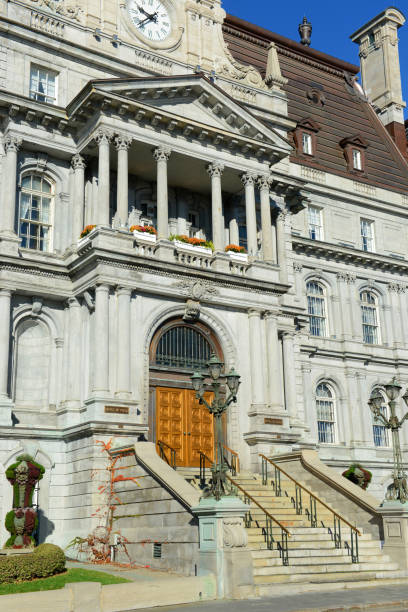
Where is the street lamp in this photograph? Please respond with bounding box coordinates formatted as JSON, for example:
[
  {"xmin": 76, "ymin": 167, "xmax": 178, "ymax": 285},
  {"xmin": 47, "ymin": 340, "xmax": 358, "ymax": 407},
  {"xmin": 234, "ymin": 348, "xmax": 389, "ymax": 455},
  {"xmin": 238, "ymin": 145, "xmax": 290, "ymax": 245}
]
[
  {"xmin": 191, "ymin": 354, "xmax": 241, "ymax": 501},
  {"xmin": 368, "ymin": 377, "xmax": 408, "ymax": 504}
]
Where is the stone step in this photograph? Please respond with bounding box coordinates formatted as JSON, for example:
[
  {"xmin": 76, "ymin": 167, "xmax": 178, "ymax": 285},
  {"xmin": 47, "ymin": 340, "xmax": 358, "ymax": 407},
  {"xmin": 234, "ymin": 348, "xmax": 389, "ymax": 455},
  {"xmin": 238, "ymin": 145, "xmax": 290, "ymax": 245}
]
[
  {"xmin": 252, "ymin": 553, "xmax": 392, "ymax": 567},
  {"xmin": 251, "ymin": 548, "xmax": 386, "ymax": 560},
  {"xmin": 253, "ymin": 561, "xmax": 399, "ymax": 577},
  {"xmin": 254, "ymin": 570, "xmax": 381, "ymax": 586}
]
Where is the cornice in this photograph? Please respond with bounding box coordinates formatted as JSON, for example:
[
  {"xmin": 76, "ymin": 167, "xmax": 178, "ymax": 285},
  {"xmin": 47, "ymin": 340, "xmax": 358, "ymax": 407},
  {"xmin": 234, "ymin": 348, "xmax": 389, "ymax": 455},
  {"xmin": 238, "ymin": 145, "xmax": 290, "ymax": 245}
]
[
  {"xmin": 300, "ymin": 343, "xmax": 408, "ymax": 368},
  {"xmin": 292, "ymin": 235, "xmax": 408, "ymax": 275}
]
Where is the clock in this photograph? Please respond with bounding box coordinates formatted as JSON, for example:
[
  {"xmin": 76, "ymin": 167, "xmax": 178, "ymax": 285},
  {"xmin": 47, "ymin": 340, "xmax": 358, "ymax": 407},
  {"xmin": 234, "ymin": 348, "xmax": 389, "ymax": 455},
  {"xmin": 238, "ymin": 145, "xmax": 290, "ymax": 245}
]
[{"xmin": 128, "ymin": 0, "xmax": 172, "ymax": 43}]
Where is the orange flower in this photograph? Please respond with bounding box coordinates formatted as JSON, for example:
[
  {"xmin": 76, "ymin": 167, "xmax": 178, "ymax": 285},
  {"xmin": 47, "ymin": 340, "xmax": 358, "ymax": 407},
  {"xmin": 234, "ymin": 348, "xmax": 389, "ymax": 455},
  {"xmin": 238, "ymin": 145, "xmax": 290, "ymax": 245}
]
[
  {"xmin": 225, "ymin": 244, "xmax": 246, "ymax": 253},
  {"xmin": 80, "ymin": 225, "xmax": 96, "ymax": 238}
]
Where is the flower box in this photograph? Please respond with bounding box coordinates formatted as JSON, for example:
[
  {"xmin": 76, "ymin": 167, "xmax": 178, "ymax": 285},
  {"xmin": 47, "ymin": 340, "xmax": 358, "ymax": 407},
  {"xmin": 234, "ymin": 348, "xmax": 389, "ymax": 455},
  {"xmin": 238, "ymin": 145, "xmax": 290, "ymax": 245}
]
[
  {"xmin": 173, "ymin": 240, "xmax": 212, "ymax": 255},
  {"xmin": 227, "ymin": 251, "xmax": 248, "ymax": 263},
  {"xmin": 133, "ymin": 230, "xmax": 157, "ymax": 243}
]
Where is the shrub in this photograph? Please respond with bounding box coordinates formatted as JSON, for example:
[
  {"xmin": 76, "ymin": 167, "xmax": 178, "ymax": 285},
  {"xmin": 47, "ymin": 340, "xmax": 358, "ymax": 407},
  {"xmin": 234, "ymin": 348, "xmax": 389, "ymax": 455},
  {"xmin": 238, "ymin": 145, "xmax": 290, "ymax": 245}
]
[{"xmin": 0, "ymin": 543, "xmax": 66, "ymax": 584}]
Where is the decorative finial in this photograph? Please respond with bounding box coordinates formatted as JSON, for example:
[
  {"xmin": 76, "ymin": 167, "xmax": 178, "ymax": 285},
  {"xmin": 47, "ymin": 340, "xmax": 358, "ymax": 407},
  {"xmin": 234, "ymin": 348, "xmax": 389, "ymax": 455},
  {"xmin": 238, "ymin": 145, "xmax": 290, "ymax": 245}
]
[{"xmin": 299, "ymin": 16, "xmax": 312, "ymax": 47}]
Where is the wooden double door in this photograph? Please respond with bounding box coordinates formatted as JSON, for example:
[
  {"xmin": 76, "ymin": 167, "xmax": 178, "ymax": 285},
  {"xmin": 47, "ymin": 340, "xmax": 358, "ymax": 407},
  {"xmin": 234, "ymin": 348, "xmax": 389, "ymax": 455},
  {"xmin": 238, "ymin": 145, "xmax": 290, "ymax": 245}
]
[{"xmin": 156, "ymin": 387, "xmax": 214, "ymax": 467}]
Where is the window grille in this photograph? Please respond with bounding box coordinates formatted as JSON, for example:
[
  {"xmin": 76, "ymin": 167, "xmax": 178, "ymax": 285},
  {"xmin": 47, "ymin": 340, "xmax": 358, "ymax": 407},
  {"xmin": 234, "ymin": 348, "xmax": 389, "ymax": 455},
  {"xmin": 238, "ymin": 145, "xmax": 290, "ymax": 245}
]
[
  {"xmin": 360, "ymin": 218, "xmax": 374, "ymax": 252},
  {"xmin": 30, "ymin": 65, "xmax": 57, "ymax": 104},
  {"xmin": 307, "ymin": 281, "xmax": 327, "ymax": 337},
  {"xmin": 154, "ymin": 326, "xmax": 213, "ymax": 371},
  {"xmin": 308, "ymin": 206, "xmax": 323, "ymax": 241},
  {"xmin": 19, "ymin": 175, "xmax": 53, "ymax": 252},
  {"xmin": 372, "ymin": 389, "xmax": 389, "ymax": 447},
  {"xmin": 316, "ymin": 383, "xmax": 335, "ymax": 443},
  {"xmin": 360, "ymin": 291, "xmax": 379, "ymax": 344}
]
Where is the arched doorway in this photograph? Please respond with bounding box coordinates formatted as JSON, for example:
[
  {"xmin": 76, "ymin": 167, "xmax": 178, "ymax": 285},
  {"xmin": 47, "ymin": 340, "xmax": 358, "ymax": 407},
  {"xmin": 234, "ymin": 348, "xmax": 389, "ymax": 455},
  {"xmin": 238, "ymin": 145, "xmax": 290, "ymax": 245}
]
[{"xmin": 149, "ymin": 317, "xmax": 223, "ymax": 467}]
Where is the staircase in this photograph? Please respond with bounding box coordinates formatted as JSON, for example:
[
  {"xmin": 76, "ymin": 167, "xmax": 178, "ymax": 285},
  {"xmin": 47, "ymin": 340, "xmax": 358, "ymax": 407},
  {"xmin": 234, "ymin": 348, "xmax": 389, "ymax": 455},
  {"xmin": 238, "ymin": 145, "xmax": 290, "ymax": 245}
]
[{"xmin": 177, "ymin": 459, "xmax": 401, "ymax": 594}]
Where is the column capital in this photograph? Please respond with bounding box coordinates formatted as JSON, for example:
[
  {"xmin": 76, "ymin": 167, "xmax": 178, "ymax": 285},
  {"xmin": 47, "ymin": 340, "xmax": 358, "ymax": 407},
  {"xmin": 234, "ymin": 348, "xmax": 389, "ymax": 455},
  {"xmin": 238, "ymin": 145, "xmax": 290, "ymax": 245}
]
[
  {"xmin": 276, "ymin": 206, "xmax": 290, "ymax": 222},
  {"xmin": 0, "ymin": 288, "xmax": 12, "ymax": 298},
  {"xmin": 153, "ymin": 146, "xmax": 171, "ymax": 162},
  {"xmin": 116, "ymin": 285, "xmax": 132, "ymax": 297},
  {"xmin": 207, "ymin": 162, "xmax": 224, "ymax": 178},
  {"xmin": 264, "ymin": 309, "xmax": 279, "ymax": 320},
  {"xmin": 257, "ymin": 174, "xmax": 272, "ymax": 191},
  {"xmin": 95, "ymin": 282, "xmax": 111, "ymax": 293},
  {"xmin": 71, "ymin": 153, "xmax": 86, "ymax": 170},
  {"xmin": 293, "ymin": 262, "xmax": 303, "ymax": 273},
  {"xmin": 337, "ymin": 271, "xmax": 356, "ymax": 284},
  {"xmin": 248, "ymin": 308, "xmax": 262, "ymax": 318},
  {"xmin": 241, "ymin": 172, "xmax": 257, "ymax": 187},
  {"xmin": 4, "ymin": 134, "xmax": 22, "ymax": 154},
  {"xmin": 281, "ymin": 330, "xmax": 295, "ymax": 339},
  {"xmin": 115, "ymin": 133, "xmax": 133, "ymax": 151},
  {"xmin": 94, "ymin": 128, "xmax": 113, "ymax": 146},
  {"xmin": 67, "ymin": 296, "xmax": 81, "ymax": 308},
  {"xmin": 388, "ymin": 282, "xmax": 406, "ymax": 294}
]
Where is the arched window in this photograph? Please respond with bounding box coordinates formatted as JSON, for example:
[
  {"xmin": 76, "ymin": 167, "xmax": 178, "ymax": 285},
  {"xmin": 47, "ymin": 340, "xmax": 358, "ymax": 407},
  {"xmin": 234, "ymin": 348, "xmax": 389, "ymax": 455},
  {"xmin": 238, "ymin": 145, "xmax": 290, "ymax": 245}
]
[
  {"xmin": 316, "ymin": 382, "xmax": 336, "ymax": 443},
  {"xmin": 372, "ymin": 388, "xmax": 389, "ymax": 447},
  {"xmin": 360, "ymin": 291, "xmax": 380, "ymax": 344},
  {"xmin": 19, "ymin": 174, "xmax": 53, "ymax": 251},
  {"xmin": 153, "ymin": 325, "xmax": 214, "ymax": 371},
  {"xmin": 306, "ymin": 281, "xmax": 327, "ymax": 337}
]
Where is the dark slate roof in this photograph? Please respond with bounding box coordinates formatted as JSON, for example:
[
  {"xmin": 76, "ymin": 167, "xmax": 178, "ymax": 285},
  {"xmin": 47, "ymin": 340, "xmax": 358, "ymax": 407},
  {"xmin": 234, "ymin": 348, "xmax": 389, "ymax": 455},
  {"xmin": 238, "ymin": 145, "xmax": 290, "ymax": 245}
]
[{"xmin": 223, "ymin": 15, "xmax": 408, "ymax": 195}]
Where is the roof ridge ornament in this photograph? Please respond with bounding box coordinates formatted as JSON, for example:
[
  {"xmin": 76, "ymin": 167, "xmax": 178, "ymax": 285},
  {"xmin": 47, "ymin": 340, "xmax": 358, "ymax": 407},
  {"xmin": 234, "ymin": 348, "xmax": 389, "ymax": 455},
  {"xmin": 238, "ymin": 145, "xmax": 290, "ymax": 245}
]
[
  {"xmin": 299, "ymin": 16, "xmax": 312, "ymax": 47},
  {"xmin": 265, "ymin": 42, "xmax": 288, "ymax": 90}
]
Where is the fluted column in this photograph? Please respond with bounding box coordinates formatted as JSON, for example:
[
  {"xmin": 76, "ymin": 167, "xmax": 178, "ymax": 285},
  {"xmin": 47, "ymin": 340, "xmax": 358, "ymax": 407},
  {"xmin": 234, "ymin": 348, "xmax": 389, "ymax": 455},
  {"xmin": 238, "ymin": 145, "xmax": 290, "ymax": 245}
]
[
  {"xmin": 248, "ymin": 309, "xmax": 266, "ymax": 411},
  {"xmin": 336, "ymin": 272, "xmax": 354, "ymax": 341},
  {"xmin": 71, "ymin": 154, "xmax": 86, "ymax": 243},
  {"xmin": 241, "ymin": 173, "xmax": 258, "ymax": 256},
  {"xmin": 207, "ymin": 162, "xmax": 224, "ymax": 251},
  {"xmin": 95, "ymin": 129, "xmax": 112, "ymax": 226},
  {"xmin": 282, "ymin": 331, "xmax": 297, "ymax": 420},
  {"xmin": 115, "ymin": 287, "xmax": 131, "ymax": 399},
  {"xmin": 388, "ymin": 283, "xmax": 404, "ymax": 348},
  {"xmin": 2, "ymin": 135, "xmax": 22, "ymax": 235},
  {"xmin": 264, "ymin": 310, "xmax": 284, "ymax": 412},
  {"xmin": 153, "ymin": 147, "xmax": 171, "ymax": 240},
  {"xmin": 0, "ymin": 289, "xmax": 11, "ymax": 399},
  {"xmin": 67, "ymin": 297, "xmax": 82, "ymax": 407},
  {"xmin": 93, "ymin": 284, "xmax": 110, "ymax": 394},
  {"xmin": 115, "ymin": 134, "xmax": 132, "ymax": 227},
  {"xmin": 258, "ymin": 175, "xmax": 274, "ymax": 262},
  {"xmin": 276, "ymin": 207, "xmax": 288, "ymax": 283}
]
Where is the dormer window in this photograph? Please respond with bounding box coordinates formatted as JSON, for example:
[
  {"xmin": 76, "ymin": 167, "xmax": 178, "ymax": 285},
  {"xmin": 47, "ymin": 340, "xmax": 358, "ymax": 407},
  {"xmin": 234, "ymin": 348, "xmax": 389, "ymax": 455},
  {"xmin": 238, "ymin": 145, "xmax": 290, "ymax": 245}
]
[
  {"xmin": 340, "ymin": 135, "xmax": 368, "ymax": 174},
  {"xmin": 293, "ymin": 118, "xmax": 320, "ymax": 158}
]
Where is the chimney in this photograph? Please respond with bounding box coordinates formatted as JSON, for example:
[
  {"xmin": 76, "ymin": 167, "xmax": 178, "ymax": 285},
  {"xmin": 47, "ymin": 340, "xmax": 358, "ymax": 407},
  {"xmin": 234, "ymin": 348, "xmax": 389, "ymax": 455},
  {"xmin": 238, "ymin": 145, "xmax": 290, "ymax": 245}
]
[{"xmin": 351, "ymin": 7, "xmax": 407, "ymax": 158}]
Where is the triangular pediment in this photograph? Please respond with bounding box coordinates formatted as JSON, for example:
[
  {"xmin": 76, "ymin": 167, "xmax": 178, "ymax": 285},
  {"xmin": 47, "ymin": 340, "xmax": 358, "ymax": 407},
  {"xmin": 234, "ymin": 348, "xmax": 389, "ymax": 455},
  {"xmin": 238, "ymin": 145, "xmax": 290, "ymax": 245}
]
[
  {"xmin": 297, "ymin": 117, "xmax": 321, "ymax": 133},
  {"xmin": 339, "ymin": 134, "xmax": 368, "ymax": 149},
  {"xmin": 77, "ymin": 74, "xmax": 292, "ymax": 154}
]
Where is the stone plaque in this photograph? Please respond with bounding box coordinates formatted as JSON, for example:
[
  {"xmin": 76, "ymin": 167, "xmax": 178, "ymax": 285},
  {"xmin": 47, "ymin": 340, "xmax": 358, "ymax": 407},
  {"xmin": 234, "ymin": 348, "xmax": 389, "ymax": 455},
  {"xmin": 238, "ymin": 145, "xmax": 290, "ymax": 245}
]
[
  {"xmin": 387, "ymin": 522, "xmax": 402, "ymax": 538},
  {"xmin": 104, "ymin": 406, "xmax": 129, "ymax": 415},
  {"xmin": 264, "ymin": 418, "xmax": 283, "ymax": 425}
]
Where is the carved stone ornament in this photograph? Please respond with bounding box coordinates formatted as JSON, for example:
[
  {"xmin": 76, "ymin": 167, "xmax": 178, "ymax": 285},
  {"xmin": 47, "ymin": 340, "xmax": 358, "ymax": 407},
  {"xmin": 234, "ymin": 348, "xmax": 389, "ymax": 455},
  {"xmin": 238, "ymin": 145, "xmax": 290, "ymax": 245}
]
[
  {"xmin": 215, "ymin": 43, "xmax": 267, "ymax": 91},
  {"xmin": 336, "ymin": 271, "xmax": 356, "ymax": 284},
  {"xmin": 223, "ymin": 517, "xmax": 248, "ymax": 548},
  {"xmin": 183, "ymin": 299, "xmax": 200, "ymax": 322},
  {"xmin": 115, "ymin": 134, "xmax": 133, "ymax": 151},
  {"xmin": 176, "ymin": 279, "xmax": 218, "ymax": 300},
  {"xmin": 207, "ymin": 162, "xmax": 224, "ymax": 178},
  {"xmin": 71, "ymin": 153, "xmax": 86, "ymax": 170},
  {"xmin": 94, "ymin": 128, "xmax": 113, "ymax": 146},
  {"xmin": 153, "ymin": 146, "xmax": 171, "ymax": 163},
  {"xmin": 4, "ymin": 135, "xmax": 23, "ymax": 154},
  {"xmin": 26, "ymin": 0, "xmax": 85, "ymax": 23},
  {"xmin": 388, "ymin": 282, "xmax": 406, "ymax": 294}
]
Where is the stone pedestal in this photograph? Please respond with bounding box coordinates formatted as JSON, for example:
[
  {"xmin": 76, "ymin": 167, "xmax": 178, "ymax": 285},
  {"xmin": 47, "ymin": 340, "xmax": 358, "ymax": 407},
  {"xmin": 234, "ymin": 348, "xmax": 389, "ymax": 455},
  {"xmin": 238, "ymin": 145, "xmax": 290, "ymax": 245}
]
[
  {"xmin": 379, "ymin": 501, "xmax": 408, "ymax": 569},
  {"xmin": 191, "ymin": 496, "xmax": 254, "ymax": 600}
]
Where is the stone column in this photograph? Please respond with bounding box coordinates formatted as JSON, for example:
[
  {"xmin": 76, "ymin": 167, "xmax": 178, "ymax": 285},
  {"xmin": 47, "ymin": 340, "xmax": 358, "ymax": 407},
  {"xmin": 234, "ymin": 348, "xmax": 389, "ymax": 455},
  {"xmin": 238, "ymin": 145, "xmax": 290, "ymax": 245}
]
[
  {"xmin": 115, "ymin": 287, "xmax": 131, "ymax": 399},
  {"xmin": 71, "ymin": 154, "xmax": 86, "ymax": 243},
  {"xmin": 153, "ymin": 147, "xmax": 171, "ymax": 240},
  {"xmin": 0, "ymin": 289, "xmax": 11, "ymax": 400},
  {"xmin": 115, "ymin": 134, "xmax": 132, "ymax": 227},
  {"xmin": 388, "ymin": 283, "xmax": 404, "ymax": 348},
  {"xmin": 207, "ymin": 162, "xmax": 224, "ymax": 252},
  {"xmin": 93, "ymin": 284, "xmax": 110, "ymax": 394},
  {"xmin": 293, "ymin": 262, "xmax": 303, "ymax": 304},
  {"xmin": 301, "ymin": 364, "xmax": 317, "ymax": 440},
  {"xmin": 258, "ymin": 175, "xmax": 274, "ymax": 262},
  {"xmin": 248, "ymin": 309, "xmax": 266, "ymax": 412},
  {"xmin": 2, "ymin": 135, "xmax": 22, "ymax": 235},
  {"xmin": 264, "ymin": 311, "xmax": 284, "ymax": 413},
  {"xmin": 282, "ymin": 331, "xmax": 297, "ymax": 421},
  {"xmin": 241, "ymin": 173, "xmax": 258, "ymax": 257},
  {"xmin": 276, "ymin": 208, "xmax": 288, "ymax": 284},
  {"xmin": 336, "ymin": 273, "xmax": 353, "ymax": 341},
  {"xmin": 356, "ymin": 371, "xmax": 371, "ymax": 445},
  {"xmin": 228, "ymin": 199, "xmax": 239, "ymax": 246},
  {"xmin": 95, "ymin": 129, "xmax": 112, "ymax": 226},
  {"xmin": 345, "ymin": 370, "xmax": 363, "ymax": 446},
  {"xmin": 67, "ymin": 297, "xmax": 82, "ymax": 407}
]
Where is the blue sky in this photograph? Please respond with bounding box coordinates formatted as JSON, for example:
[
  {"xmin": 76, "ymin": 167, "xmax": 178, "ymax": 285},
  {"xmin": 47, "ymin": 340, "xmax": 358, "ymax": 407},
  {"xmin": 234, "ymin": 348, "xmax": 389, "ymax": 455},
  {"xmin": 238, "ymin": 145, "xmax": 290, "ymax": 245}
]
[{"xmin": 222, "ymin": 1, "xmax": 408, "ymax": 119}]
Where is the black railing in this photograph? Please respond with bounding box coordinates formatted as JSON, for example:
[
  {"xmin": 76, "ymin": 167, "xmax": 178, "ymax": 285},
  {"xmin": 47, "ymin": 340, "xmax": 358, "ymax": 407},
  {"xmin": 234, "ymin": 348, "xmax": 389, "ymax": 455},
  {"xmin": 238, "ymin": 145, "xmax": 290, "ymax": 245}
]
[
  {"xmin": 157, "ymin": 440, "xmax": 177, "ymax": 470},
  {"xmin": 260, "ymin": 454, "xmax": 360, "ymax": 563}
]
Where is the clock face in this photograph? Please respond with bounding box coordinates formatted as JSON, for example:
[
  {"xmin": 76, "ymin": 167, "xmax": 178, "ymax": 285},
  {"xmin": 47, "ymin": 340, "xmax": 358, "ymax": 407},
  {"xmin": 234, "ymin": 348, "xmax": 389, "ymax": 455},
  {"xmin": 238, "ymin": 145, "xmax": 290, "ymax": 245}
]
[{"xmin": 128, "ymin": 0, "xmax": 172, "ymax": 42}]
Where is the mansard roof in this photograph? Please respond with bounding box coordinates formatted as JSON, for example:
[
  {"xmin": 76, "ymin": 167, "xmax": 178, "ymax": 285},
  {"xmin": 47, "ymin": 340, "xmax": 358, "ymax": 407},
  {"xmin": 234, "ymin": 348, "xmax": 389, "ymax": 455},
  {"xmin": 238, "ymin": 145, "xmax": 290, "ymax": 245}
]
[{"xmin": 223, "ymin": 15, "xmax": 408, "ymax": 194}]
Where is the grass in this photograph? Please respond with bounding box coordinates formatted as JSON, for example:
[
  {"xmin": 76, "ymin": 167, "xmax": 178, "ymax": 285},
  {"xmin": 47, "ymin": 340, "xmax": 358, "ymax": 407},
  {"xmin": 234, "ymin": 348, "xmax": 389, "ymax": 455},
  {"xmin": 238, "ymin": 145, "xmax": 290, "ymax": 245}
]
[{"xmin": 0, "ymin": 568, "xmax": 131, "ymax": 595}]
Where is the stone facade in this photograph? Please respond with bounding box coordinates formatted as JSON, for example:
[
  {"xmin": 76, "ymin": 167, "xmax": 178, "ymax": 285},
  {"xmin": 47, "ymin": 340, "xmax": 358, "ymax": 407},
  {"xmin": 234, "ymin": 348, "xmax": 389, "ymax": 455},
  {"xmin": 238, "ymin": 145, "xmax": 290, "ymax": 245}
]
[{"xmin": 0, "ymin": 0, "xmax": 407, "ymax": 550}]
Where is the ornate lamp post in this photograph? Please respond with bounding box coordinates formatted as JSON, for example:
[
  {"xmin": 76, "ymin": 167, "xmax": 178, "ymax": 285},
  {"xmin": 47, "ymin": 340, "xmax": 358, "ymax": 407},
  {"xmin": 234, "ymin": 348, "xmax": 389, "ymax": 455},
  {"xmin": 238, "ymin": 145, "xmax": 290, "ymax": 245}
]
[
  {"xmin": 368, "ymin": 377, "xmax": 408, "ymax": 503},
  {"xmin": 191, "ymin": 354, "xmax": 241, "ymax": 501}
]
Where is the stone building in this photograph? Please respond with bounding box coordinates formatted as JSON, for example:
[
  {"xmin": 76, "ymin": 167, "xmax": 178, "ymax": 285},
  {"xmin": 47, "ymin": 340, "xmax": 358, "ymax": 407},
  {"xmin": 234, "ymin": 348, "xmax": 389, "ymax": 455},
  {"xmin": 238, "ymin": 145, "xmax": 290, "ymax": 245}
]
[{"xmin": 0, "ymin": 0, "xmax": 407, "ymax": 551}]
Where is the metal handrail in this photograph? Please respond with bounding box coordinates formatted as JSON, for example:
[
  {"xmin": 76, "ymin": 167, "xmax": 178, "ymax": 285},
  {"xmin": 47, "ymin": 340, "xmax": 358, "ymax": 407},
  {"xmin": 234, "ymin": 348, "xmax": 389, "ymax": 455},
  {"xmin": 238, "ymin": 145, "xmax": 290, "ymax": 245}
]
[
  {"xmin": 157, "ymin": 440, "xmax": 177, "ymax": 470},
  {"xmin": 222, "ymin": 445, "xmax": 240, "ymax": 476},
  {"xmin": 260, "ymin": 454, "xmax": 361, "ymax": 563},
  {"xmin": 199, "ymin": 451, "xmax": 291, "ymax": 565}
]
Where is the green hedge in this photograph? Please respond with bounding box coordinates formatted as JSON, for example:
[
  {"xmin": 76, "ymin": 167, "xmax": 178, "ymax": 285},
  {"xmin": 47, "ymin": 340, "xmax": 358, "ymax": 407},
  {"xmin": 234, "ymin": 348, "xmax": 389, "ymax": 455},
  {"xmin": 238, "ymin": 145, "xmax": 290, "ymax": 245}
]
[{"xmin": 0, "ymin": 543, "xmax": 66, "ymax": 584}]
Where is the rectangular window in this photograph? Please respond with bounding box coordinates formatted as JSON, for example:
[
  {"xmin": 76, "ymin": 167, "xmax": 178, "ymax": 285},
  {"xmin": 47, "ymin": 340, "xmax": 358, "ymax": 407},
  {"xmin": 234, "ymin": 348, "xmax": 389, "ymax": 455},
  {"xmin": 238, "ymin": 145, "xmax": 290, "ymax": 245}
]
[
  {"xmin": 360, "ymin": 218, "xmax": 374, "ymax": 252},
  {"xmin": 302, "ymin": 132, "xmax": 313, "ymax": 155},
  {"xmin": 352, "ymin": 149, "xmax": 362, "ymax": 171},
  {"xmin": 316, "ymin": 399, "xmax": 335, "ymax": 443},
  {"xmin": 373, "ymin": 402, "xmax": 389, "ymax": 447},
  {"xmin": 30, "ymin": 65, "xmax": 57, "ymax": 104},
  {"xmin": 308, "ymin": 205, "xmax": 323, "ymax": 241}
]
